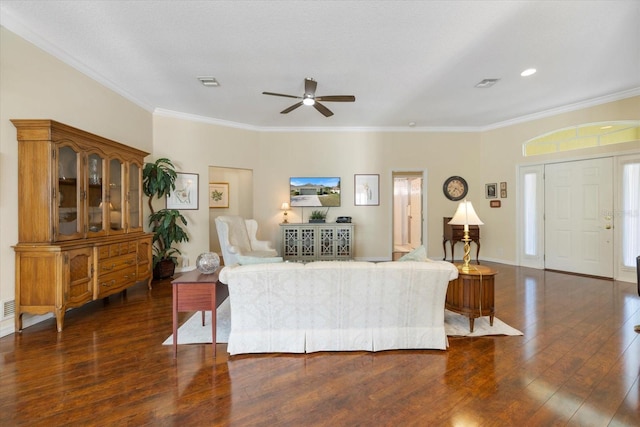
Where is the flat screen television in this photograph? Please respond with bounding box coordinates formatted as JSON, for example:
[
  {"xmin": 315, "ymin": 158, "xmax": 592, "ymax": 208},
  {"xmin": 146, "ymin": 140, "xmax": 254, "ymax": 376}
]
[{"xmin": 290, "ymin": 177, "xmax": 341, "ymax": 207}]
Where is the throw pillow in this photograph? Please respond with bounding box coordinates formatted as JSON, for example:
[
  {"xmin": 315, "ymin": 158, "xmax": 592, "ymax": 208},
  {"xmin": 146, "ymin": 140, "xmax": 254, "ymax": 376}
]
[
  {"xmin": 236, "ymin": 255, "xmax": 284, "ymax": 265},
  {"xmin": 397, "ymin": 245, "xmax": 428, "ymax": 262}
]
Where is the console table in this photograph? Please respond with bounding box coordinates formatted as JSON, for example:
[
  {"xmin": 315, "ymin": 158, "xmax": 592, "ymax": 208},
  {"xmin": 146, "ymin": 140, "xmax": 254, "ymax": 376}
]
[
  {"xmin": 442, "ymin": 216, "xmax": 480, "ymax": 264},
  {"xmin": 446, "ymin": 264, "xmax": 496, "ymax": 332},
  {"xmin": 280, "ymin": 223, "xmax": 354, "ymax": 262},
  {"xmin": 171, "ymin": 268, "xmax": 227, "ymax": 358}
]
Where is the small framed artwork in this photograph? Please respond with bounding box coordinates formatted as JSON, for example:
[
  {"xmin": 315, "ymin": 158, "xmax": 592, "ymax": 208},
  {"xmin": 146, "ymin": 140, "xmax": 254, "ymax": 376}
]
[
  {"xmin": 355, "ymin": 174, "xmax": 380, "ymax": 206},
  {"xmin": 490, "ymin": 200, "xmax": 501, "ymax": 208},
  {"xmin": 485, "ymin": 183, "xmax": 497, "ymax": 199},
  {"xmin": 209, "ymin": 182, "xmax": 229, "ymax": 208},
  {"xmin": 166, "ymin": 172, "xmax": 199, "ymax": 210},
  {"xmin": 500, "ymin": 182, "xmax": 507, "ymax": 198}
]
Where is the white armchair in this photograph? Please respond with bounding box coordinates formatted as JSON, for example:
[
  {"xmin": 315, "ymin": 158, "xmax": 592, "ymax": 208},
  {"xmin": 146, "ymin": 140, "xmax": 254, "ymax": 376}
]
[{"xmin": 215, "ymin": 215, "xmax": 278, "ymax": 266}]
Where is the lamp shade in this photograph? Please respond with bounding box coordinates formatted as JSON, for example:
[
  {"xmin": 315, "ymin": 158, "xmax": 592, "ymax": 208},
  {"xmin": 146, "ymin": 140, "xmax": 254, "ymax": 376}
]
[
  {"xmin": 448, "ymin": 201, "xmax": 483, "ymax": 226},
  {"xmin": 281, "ymin": 202, "xmax": 290, "ymax": 210}
]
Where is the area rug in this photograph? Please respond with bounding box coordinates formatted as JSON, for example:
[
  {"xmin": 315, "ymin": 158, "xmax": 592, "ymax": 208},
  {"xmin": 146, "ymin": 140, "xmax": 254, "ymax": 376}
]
[{"xmin": 163, "ymin": 298, "xmax": 522, "ymax": 345}]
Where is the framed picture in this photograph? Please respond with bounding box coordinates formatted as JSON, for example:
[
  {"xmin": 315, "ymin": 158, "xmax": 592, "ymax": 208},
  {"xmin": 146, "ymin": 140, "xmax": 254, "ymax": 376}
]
[
  {"xmin": 500, "ymin": 181, "xmax": 507, "ymax": 198},
  {"xmin": 355, "ymin": 174, "xmax": 380, "ymax": 206},
  {"xmin": 485, "ymin": 183, "xmax": 497, "ymax": 199},
  {"xmin": 166, "ymin": 172, "xmax": 199, "ymax": 210},
  {"xmin": 209, "ymin": 182, "xmax": 229, "ymax": 208}
]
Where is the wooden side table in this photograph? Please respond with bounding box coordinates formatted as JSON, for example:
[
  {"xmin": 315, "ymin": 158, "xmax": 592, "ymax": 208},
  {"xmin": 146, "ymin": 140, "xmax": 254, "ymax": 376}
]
[
  {"xmin": 172, "ymin": 268, "xmax": 224, "ymax": 358},
  {"xmin": 445, "ymin": 264, "xmax": 496, "ymax": 332},
  {"xmin": 442, "ymin": 217, "xmax": 480, "ymax": 264}
]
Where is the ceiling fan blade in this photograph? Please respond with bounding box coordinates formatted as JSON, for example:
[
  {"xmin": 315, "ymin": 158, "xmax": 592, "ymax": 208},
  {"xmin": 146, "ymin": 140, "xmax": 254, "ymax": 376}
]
[
  {"xmin": 262, "ymin": 91, "xmax": 301, "ymax": 99},
  {"xmin": 304, "ymin": 78, "xmax": 317, "ymax": 96},
  {"xmin": 280, "ymin": 101, "xmax": 304, "ymax": 114},
  {"xmin": 315, "ymin": 95, "xmax": 356, "ymax": 102},
  {"xmin": 313, "ymin": 101, "xmax": 334, "ymax": 117}
]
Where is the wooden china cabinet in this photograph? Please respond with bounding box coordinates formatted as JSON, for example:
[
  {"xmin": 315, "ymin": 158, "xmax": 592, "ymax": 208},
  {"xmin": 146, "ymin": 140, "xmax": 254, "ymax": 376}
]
[{"xmin": 12, "ymin": 120, "xmax": 153, "ymax": 332}]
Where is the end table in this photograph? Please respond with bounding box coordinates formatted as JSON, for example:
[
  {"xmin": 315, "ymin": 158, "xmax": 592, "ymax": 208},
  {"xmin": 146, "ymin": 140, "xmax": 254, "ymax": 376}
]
[
  {"xmin": 446, "ymin": 264, "xmax": 497, "ymax": 332},
  {"xmin": 171, "ymin": 268, "xmax": 224, "ymax": 358}
]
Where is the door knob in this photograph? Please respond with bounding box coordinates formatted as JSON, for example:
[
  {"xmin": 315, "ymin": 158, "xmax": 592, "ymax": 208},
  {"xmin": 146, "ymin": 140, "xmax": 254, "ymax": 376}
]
[{"xmin": 605, "ymin": 224, "xmax": 612, "ymax": 229}]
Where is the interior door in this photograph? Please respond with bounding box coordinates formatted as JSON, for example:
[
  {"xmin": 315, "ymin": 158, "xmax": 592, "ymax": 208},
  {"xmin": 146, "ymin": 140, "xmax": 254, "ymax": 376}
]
[
  {"xmin": 544, "ymin": 158, "xmax": 613, "ymax": 277},
  {"xmin": 392, "ymin": 172, "xmax": 423, "ymax": 259}
]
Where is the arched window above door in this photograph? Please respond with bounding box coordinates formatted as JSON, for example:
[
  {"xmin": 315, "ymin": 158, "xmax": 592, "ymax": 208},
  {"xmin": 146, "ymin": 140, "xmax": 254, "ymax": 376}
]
[{"xmin": 523, "ymin": 120, "xmax": 639, "ymax": 156}]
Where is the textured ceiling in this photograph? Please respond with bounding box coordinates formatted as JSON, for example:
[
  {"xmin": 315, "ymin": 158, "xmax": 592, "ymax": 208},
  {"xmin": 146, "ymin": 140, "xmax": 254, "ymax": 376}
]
[{"xmin": 1, "ymin": 0, "xmax": 639, "ymax": 130}]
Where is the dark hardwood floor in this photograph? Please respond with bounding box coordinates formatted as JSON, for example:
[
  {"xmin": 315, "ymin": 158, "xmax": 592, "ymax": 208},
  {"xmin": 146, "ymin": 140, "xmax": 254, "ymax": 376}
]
[{"xmin": 1, "ymin": 262, "xmax": 639, "ymax": 426}]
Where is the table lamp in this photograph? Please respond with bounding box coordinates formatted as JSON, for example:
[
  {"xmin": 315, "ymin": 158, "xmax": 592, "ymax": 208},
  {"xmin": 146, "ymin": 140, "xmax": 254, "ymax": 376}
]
[
  {"xmin": 280, "ymin": 202, "xmax": 290, "ymax": 223},
  {"xmin": 448, "ymin": 200, "xmax": 483, "ymax": 272}
]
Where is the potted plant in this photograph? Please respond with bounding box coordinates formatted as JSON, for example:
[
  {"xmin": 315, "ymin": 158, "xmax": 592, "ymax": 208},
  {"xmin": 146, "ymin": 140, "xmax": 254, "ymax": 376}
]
[
  {"xmin": 142, "ymin": 158, "xmax": 190, "ymax": 279},
  {"xmin": 309, "ymin": 209, "xmax": 327, "ymax": 223}
]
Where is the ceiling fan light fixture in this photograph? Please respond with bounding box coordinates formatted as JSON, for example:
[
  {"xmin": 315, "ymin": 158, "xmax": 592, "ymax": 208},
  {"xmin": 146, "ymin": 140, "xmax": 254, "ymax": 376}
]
[
  {"xmin": 520, "ymin": 68, "xmax": 537, "ymax": 77},
  {"xmin": 197, "ymin": 76, "xmax": 219, "ymax": 87},
  {"xmin": 303, "ymin": 97, "xmax": 315, "ymax": 106}
]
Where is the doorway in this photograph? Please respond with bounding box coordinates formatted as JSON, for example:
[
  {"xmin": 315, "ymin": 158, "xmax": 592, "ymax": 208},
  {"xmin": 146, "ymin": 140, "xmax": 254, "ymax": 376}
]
[
  {"xmin": 392, "ymin": 172, "xmax": 423, "ymax": 260},
  {"xmin": 518, "ymin": 157, "xmax": 617, "ymax": 278},
  {"xmin": 544, "ymin": 158, "xmax": 613, "ymax": 277}
]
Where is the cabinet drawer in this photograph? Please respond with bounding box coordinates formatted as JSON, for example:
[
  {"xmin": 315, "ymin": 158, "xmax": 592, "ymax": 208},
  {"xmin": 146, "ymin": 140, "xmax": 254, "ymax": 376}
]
[
  {"xmin": 98, "ymin": 253, "xmax": 136, "ymax": 274},
  {"xmin": 99, "ymin": 242, "xmax": 137, "ymax": 260},
  {"xmin": 451, "ymin": 229, "xmax": 480, "ymax": 240},
  {"xmin": 97, "ymin": 266, "xmax": 138, "ymax": 296}
]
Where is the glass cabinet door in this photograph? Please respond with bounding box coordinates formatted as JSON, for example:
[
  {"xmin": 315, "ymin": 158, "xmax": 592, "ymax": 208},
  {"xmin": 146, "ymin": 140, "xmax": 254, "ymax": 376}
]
[
  {"xmin": 87, "ymin": 153, "xmax": 106, "ymax": 235},
  {"xmin": 128, "ymin": 162, "xmax": 143, "ymax": 232},
  {"xmin": 108, "ymin": 158, "xmax": 125, "ymax": 233},
  {"xmin": 57, "ymin": 145, "xmax": 82, "ymax": 240}
]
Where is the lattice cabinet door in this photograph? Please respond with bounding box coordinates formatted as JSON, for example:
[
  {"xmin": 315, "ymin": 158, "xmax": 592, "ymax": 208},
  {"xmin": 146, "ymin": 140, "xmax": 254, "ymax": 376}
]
[
  {"xmin": 299, "ymin": 227, "xmax": 317, "ymax": 261},
  {"xmin": 318, "ymin": 227, "xmax": 336, "ymax": 260},
  {"xmin": 282, "ymin": 227, "xmax": 301, "ymax": 259},
  {"xmin": 334, "ymin": 225, "xmax": 354, "ymax": 260}
]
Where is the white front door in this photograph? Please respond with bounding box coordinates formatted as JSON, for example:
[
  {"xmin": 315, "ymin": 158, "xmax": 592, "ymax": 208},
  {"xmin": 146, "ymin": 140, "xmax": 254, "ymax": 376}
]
[{"xmin": 544, "ymin": 158, "xmax": 614, "ymax": 277}]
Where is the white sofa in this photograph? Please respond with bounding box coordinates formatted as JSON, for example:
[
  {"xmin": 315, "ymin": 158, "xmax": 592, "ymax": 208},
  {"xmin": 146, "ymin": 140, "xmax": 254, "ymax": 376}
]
[{"xmin": 218, "ymin": 260, "xmax": 459, "ymax": 355}]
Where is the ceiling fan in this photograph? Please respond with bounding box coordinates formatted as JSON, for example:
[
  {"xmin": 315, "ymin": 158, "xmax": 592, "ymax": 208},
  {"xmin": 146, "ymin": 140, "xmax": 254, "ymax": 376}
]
[{"xmin": 262, "ymin": 77, "xmax": 355, "ymax": 117}]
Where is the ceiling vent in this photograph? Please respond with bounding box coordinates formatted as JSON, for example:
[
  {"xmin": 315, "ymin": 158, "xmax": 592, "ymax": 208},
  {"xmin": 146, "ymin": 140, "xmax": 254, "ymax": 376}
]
[
  {"xmin": 197, "ymin": 76, "xmax": 220, "ymax": 87},
  {"xmin": 475, "ymin": 78, "xmax": 500, "ymax": 88}
]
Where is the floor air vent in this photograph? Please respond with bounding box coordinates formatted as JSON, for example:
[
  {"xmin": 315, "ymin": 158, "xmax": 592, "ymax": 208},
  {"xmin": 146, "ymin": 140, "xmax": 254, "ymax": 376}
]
[{"xmin": 2, "ymin": 299, "xmax": 15, "ymax": 318}]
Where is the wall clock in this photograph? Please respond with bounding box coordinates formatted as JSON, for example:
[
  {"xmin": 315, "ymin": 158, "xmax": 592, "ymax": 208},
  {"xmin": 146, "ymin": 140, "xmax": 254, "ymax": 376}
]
[{"xmin": 443, "ymin": 176, "xmax": 468, "ymax": 201}]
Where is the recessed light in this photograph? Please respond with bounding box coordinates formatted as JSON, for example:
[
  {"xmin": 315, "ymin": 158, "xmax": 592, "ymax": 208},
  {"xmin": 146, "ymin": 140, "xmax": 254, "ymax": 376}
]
[
  {"xmin": 475, "ymin": 79, "xmax": 500, "ymax": 88},
  {"xmin": 520, "ymin": 68, "xmax": 537, "ymax": 77},
  {"xmin": 197, "ymin": 76, "xmax": 220, "ymax": 87}
]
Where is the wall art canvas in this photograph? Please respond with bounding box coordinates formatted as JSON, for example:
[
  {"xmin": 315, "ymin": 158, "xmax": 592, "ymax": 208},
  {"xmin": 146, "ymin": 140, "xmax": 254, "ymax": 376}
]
[
  {"xmin": 209, "ymin": 182, "xmax": 229, "ymax": 208},
  {"xmin": 166, "ymin": 173, "xmax": 199, "ymax": 210}
]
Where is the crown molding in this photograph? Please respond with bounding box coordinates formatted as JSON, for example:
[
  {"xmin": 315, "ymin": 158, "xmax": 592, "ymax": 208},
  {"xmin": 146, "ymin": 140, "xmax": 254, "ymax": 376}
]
[{"xmin": 479, "ymin": 88, "xmax": 640, "ymax": 132}]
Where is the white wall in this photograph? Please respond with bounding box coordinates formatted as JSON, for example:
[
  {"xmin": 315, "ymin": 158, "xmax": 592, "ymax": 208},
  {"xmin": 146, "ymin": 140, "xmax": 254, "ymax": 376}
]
[
  {"xmin": 478, "ymin": 96, "xmax": 640, "ymax": 263},
  {"xmin": 151, "ymin": 114, "xmax": 261, "ymax": 269},
  {"xmin": 253, "ymin": 130, "xmax": 481, "ymax": 260}
]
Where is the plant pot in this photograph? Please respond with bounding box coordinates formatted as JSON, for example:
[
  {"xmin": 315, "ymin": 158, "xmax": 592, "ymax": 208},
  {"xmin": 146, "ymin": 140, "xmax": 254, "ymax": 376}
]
[
  {"xmin": 309, "ymin": 219, "xmax": 326, "ymax": 223},
  {"xmin": 153, "ymin": 258, "xmax": 176, "ymax": 280}
]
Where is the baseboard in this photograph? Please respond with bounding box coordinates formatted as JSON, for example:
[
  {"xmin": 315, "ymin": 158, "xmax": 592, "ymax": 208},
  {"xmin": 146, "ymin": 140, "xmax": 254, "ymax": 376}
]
[{"xmin": 0, "ymin": 312, "xmax": 55, "ymax": 338}]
